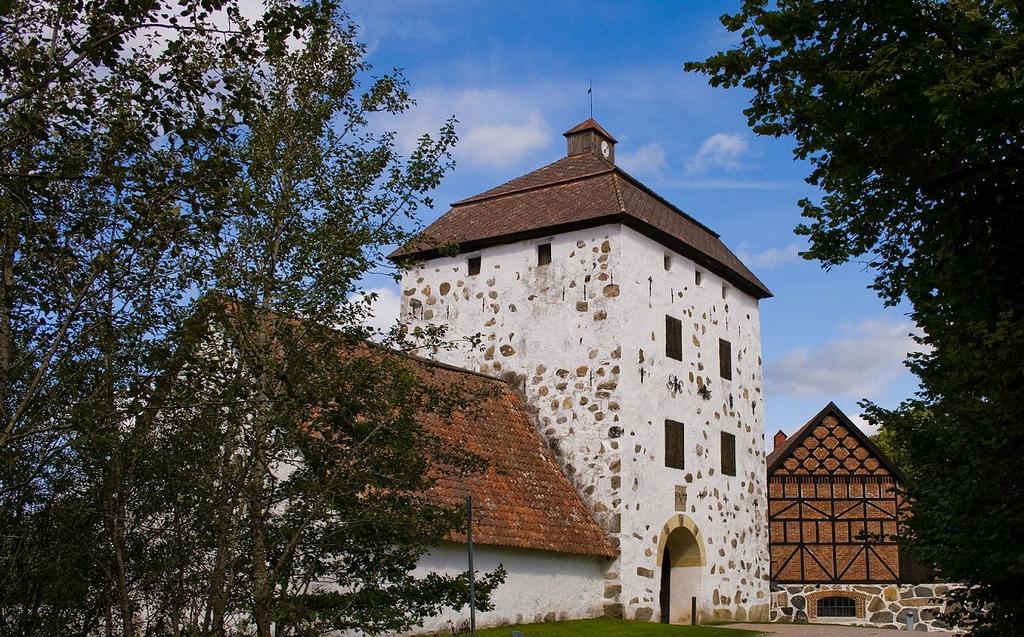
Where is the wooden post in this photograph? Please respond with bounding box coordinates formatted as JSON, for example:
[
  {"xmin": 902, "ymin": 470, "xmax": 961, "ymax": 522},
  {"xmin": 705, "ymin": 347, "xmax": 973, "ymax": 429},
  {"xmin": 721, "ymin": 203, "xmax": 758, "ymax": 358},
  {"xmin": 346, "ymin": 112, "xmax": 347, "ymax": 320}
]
[{"xmin": 467, "ymin": 496, "xmax": 476, "ymax": 637}]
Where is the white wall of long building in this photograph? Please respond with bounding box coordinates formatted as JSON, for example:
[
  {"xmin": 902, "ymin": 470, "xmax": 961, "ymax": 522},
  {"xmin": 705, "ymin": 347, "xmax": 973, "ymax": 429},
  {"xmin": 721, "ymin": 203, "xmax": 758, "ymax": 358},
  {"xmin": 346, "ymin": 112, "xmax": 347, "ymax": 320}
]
[{"xmin": 411, "ymin": 543, "xmax": 608, "ymax": 634}]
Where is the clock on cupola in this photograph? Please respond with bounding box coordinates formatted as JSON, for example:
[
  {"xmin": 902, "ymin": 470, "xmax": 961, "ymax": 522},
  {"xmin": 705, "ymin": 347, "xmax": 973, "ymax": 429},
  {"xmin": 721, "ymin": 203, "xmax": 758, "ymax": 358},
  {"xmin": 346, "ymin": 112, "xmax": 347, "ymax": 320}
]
[{"xmin": 563, "ymin": 118, "xmax": 617, "ymax": 164}]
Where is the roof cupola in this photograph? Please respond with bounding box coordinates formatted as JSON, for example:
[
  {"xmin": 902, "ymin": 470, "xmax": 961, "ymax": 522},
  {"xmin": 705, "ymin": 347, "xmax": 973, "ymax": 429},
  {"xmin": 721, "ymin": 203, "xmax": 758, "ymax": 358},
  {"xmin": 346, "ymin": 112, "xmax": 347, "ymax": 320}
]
[{"xmin": 563, "ymin": 118, "xmax": 617, "ymax": 163}]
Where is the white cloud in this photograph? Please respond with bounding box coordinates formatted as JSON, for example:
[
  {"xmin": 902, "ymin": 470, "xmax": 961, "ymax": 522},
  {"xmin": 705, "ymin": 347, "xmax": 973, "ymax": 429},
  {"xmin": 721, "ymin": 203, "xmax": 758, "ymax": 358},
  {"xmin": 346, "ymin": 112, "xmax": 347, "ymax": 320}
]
[
  {"xmin": 349, "ymin": 286, "xmax": 401, "ymax": 337},
  {"xmin": 384, "ymin": 88, "xmax": 553, "ymax": 168},
  {"xmin": 739, "ymin": 242, "xmax": 803, "ymax": 270},
  {"xmin": 459, "ymin": 113, "xmax": 550, "ymax": 167},
  {"xmin": 846, "ymin": 411, "xmax": 879, "ymax": 436},
  {"xmin": 686, "ymin": 132, "xmax": 749, "ymax": 173},
  {"xmin": 766, "ymin": 318, "xmax": 927, "ymax": 400},
  {"xmin": 617, "ymin": 143, "xmax": 668, "ymax": 178}
]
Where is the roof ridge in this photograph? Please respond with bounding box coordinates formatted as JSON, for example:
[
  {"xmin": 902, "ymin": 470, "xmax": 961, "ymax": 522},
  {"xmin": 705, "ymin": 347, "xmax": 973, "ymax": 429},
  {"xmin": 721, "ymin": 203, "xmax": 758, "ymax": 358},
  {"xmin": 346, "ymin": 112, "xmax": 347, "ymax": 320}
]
[
  {"xmin": 454, "ymin": 165, "xmax": 615, "ymax": 207},
  {"xmin": 611, "ymin": 172, "xmax": 626, "ymax": 212},
  {"xmin": 612, "ymin": 165, "xmax": 720, "ymax": 239},
  {"xmin": 453, "ymin": 154, "xmax": 614, "ymax": 206},
  {"xmin": 500, "ymin": 389, "xmax": 618, "ymax": 557},
  {"xmin": 406, "ymin": 351, "xmax": 511, "ymax": 383}
]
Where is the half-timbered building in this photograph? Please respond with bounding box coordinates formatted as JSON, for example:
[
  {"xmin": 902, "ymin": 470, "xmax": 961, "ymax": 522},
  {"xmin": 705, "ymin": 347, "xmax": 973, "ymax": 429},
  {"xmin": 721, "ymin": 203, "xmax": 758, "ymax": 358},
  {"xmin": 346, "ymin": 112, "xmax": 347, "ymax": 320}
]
[
  {"xmin": 767, "ymin": 401, "xmax": 908, "ymax": 585},
  {"xmin": 766, "ymin": 403, "xmax": 957, "ymax": 631}
]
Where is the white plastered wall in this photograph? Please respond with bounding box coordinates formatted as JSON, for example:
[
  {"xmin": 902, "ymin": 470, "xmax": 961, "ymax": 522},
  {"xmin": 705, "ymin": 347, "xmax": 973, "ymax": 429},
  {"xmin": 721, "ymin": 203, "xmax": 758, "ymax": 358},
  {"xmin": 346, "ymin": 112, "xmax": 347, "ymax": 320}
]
[
  {"xmin": 410, "ymin": 543, "xmax": 608, "ymax": 634},
  {"xmin": 399, "ymin": 222, "xmax": 769, "ymax": 623},
  {"xmin": 613, "ymin": 225, "xmax": 770, "ymax": 622}
]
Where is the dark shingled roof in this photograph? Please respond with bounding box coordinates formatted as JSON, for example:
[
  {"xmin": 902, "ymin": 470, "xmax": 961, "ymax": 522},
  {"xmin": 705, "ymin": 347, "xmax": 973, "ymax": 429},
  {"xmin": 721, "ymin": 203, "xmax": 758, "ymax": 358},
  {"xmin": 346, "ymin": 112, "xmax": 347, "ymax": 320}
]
[
  {"xmin": 563, "ymin": 117, "xmax": 618, "ymax": 142},
  {"xmin": 389, "ymin": 148, "xmax": 771, "ymax": 299},
  {"xmin": 413, "ymin": 356, "xmax": 617, "ymax": 558}
]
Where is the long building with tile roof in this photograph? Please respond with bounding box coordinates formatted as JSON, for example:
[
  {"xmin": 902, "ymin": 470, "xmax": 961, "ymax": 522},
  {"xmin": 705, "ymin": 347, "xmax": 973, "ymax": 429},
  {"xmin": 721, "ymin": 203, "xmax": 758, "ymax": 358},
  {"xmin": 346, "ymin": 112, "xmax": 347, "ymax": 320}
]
[{"xmin": 414, "ymin": 356, "xmax": 616, "ymax": 558}]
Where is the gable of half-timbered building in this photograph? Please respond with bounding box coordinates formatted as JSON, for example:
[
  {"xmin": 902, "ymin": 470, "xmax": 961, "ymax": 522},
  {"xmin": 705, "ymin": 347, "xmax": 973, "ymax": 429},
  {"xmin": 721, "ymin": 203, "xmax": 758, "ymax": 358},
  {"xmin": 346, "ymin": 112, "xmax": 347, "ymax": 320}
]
[{"xmin": 766, "ymin": 402, "xmax": 911, "ymax": 584}]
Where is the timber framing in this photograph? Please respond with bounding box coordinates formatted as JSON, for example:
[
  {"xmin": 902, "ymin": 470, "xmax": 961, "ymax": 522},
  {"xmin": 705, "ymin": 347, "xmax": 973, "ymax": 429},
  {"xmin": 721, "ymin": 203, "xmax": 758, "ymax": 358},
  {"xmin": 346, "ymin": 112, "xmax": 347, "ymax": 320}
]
[{"xmin": 767, "ymin": 403, "xmax": 912, "ymax": 584}]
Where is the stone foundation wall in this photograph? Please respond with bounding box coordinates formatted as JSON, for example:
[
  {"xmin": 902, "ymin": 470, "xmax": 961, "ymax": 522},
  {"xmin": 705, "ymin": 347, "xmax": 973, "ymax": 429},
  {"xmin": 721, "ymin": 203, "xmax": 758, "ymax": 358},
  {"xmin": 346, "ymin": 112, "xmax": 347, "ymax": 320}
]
[{"xmin": 771, "ymin": 583, "xmax": 963, "ymax": 632}]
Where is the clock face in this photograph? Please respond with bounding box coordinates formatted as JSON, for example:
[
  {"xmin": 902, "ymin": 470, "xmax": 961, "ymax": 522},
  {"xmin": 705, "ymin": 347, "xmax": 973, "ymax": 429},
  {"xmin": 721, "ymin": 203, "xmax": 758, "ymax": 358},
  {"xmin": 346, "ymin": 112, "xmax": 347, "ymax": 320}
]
[{"xmin": 600, "ymin": 140, "xmax": 610, "ymax": 157}]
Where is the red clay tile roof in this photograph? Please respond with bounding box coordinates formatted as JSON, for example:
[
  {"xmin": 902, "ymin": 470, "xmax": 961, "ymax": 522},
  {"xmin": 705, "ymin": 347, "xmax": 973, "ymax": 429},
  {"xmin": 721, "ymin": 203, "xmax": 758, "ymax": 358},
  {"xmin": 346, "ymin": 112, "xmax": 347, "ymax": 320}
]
[
  {"xmin": 204, "ymin": 299, "xmax": 615, "ymax": 558},
  {"xmin": 390, "ymin": 151, "xmax": 772, "ymax": 299},
  {"xmin": 766, "ymin": 401, "xmax": 906, "ymax": 481},
  {"xmin": 412, "ymin": 357, "xmax": 616, "ymax": 558}
]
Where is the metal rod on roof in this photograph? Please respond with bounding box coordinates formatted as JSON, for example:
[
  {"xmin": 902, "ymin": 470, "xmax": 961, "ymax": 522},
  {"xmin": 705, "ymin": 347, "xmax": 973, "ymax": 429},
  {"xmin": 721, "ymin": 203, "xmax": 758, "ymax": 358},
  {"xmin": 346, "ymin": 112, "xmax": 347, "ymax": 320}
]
[
  {"xmin": 467, "ymin": 495, "xmax": 476, "ymax": 637},
  {"xmin": 588, "ymin": 79, "xmax": 593, "ymax": 118}
]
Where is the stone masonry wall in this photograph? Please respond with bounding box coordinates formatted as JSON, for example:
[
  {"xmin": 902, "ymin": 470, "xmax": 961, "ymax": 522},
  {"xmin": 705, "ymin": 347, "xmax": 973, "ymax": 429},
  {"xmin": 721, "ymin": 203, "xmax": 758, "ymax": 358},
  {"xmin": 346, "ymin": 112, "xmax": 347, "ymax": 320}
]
[
  {"xmin": 614, "ymin": 226, "xmax": 770, "ymax": 623},
  {"xmin": 401, "ymin": 225, "xmax": 627, "ymax": 613},
  {"xmin": 772, "ymin": 583, "xmax": 965, "ymax": 632},
  {"xmin": 399, "ymin": 223, "xmax": 769, "ymax": 624}
]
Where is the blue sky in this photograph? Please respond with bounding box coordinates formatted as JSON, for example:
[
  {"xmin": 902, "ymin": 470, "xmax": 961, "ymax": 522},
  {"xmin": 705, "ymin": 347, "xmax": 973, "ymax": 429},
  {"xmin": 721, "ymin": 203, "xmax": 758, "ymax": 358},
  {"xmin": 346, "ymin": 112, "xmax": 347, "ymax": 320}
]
[{"xmin": 346, "ymin": 0, "xmax": 923, "ymax": 437}]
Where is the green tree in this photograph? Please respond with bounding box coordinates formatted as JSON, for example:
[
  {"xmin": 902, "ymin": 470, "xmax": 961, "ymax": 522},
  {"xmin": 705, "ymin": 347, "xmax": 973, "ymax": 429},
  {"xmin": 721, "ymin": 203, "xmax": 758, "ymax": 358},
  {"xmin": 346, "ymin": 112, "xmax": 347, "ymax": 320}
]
[
  {"xmin": 688, "ymin": 2, "xmax": 1024, "ymax": 634},
  {"xmin": 1, "ymin": 1, "xmax": 501, "ymax": 635},
  {"xmin": 149, "ymin": 11, "xmax": 504, "ymax": 635},
  {"xmin": 0, "ymin": 0, "xmax": 277, "ymax": 632}
]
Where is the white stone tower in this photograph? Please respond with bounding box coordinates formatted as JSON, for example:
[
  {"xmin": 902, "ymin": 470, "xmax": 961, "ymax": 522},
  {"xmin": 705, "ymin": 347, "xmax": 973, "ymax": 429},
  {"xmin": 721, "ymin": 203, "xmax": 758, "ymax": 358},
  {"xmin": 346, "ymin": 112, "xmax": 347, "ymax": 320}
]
[{"xmin": 390, "ymin": 119, "xmax": 773, "ymax": 623}]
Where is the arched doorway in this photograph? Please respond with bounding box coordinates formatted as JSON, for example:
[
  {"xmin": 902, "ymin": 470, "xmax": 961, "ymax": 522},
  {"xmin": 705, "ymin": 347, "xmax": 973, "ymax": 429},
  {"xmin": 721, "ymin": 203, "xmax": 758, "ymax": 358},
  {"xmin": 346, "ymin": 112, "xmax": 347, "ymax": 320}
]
[{"xmin": 655, "ymin": 515, "xmax": 705, "ymax": 624}]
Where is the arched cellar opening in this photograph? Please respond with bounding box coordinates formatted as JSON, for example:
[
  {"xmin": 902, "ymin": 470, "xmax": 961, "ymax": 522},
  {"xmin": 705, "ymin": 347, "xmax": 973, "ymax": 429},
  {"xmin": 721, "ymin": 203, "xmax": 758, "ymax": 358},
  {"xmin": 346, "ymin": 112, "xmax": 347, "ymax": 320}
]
[{"xmin": 655, "ymin": 515, "xmax": 705, "ymax": 624}]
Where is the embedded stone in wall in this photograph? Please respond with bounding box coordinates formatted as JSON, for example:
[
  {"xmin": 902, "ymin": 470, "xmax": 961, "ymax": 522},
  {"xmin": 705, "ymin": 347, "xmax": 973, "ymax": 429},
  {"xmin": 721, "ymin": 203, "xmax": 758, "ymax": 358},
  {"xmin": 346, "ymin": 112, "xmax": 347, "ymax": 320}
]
[{"xmin": 771, "ymin": 583, "xmax": 964, "ymax": 632}]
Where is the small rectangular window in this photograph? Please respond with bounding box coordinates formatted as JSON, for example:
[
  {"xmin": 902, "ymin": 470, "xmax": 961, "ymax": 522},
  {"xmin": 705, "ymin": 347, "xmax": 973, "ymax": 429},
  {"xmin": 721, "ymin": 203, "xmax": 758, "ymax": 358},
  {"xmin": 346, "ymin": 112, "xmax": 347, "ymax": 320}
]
[
  {"xmin": 816, "ymin": 596, "xmax": 857, "ymax": 618},
  {"xmin": 537, "ymin": 243, "xmax": 551, "ymax": 266},
  {"xmin": 467, "ymin": 256, "xmax": 481, "ymax": 276},
  {"xmin": 719, "ymin": 338, "xmax": 732, "ymax": 380},
  {"xmin": 665, "ymin": 315, "xmax": 682, "ymax": 361},
  {"xmin": 695, "ymin": 270, "xmax": 703, "ymax": 286},
  {"xmin": 721, "ymin": 431, "xmax": 736, "ymax": 476},
  {"xmin": 722, "ymin": 284, "xmax": 729, "ymax": 300},
  {"xmin": 665, "ymin": 420, "xmax": 685, "ymax": 469},
  {"xmin": 664, "ymin": 254, "xmax": 672, "ymax": 271}
]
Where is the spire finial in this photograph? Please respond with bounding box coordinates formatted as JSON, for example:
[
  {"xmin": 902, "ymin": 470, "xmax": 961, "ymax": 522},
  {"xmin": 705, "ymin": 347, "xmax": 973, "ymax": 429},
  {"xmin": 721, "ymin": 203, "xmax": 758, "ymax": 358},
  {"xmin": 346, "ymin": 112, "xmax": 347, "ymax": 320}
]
[{"xmin": 588, "ymin": 79, "xmax": 593, "ymax": 119}]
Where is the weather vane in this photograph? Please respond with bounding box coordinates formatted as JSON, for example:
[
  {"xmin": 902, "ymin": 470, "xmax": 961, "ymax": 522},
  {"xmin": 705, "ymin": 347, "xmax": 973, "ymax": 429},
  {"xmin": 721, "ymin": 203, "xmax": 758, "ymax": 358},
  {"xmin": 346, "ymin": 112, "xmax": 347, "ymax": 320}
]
[{"xmin": 588, "ymin": 79, "xmax": 593, "ymax": 118}]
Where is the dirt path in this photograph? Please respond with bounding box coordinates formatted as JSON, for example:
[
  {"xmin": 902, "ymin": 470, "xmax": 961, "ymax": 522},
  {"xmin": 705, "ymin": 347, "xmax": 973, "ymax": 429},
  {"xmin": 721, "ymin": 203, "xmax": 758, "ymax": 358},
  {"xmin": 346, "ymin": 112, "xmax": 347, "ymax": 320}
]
[{"xmin": 722, "ymin": 623, "xmax": 957, "ymax": 636}]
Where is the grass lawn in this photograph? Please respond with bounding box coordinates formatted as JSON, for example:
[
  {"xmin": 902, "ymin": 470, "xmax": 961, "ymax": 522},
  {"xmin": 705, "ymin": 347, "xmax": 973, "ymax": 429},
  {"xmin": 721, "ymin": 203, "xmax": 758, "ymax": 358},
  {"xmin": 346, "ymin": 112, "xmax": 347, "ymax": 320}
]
[{"xmin": 470, "ymin": 619, "xmax": 761, "ymax": 637}]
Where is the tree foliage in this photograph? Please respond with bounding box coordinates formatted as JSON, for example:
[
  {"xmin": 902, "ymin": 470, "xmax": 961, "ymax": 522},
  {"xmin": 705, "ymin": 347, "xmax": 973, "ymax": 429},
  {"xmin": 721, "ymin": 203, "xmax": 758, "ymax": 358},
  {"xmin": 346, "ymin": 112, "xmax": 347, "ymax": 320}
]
[
  {"xmin": 688, "ymin": 2, "xmax": 1024, "ymax": 634},
  {"xmin": 0, "ymin": 1, "xmax": 502, "ymax": 635}
]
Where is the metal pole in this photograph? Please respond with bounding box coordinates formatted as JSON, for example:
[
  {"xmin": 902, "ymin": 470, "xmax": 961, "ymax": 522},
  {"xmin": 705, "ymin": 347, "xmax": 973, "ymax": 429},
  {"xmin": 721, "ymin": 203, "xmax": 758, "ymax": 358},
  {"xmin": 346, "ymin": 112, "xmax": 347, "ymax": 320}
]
[
  {"xmin": 466, "ymin": 496, "xmax": 476, "ymax": 637},
  {"xmin": 691, "ymin": 596, "xmax": 697, "ymax": 625}
]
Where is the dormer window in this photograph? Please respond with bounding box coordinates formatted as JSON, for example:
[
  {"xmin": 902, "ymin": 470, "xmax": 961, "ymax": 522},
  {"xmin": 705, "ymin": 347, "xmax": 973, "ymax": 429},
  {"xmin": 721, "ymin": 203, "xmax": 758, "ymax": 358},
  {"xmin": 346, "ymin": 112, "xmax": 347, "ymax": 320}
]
[
  {"xmin": 467, "ymin": 256, "xmax": 481, "ymax": 276},
  {"xmin": 537, "ymin": 243, "xmax": 551, "ymax": 266}
]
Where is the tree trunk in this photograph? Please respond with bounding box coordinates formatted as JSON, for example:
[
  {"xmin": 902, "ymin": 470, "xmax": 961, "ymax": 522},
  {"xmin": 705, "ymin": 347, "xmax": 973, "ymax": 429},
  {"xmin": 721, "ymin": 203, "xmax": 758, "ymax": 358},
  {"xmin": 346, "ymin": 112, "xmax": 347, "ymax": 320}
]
[
  {"xmin": 250, "ymin": 501, "xmax": 272, "ymax": 637},
  {"xmin": 205, "ymin": 484, "xmax": 238, "ymax": 637},
  {"xmin": 100, "ymin": 250, "xmax": 134, "ymax": 637},
  {"xmin": 101, "ymin": 446, "xmax": 135, "ymax": 637},
  {"xmin": 0, "ymin": 204, "xmax": 17, "ymax": 425}
]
